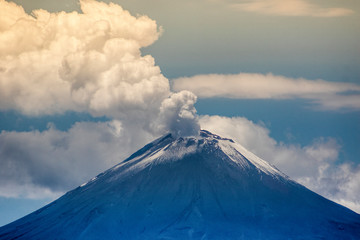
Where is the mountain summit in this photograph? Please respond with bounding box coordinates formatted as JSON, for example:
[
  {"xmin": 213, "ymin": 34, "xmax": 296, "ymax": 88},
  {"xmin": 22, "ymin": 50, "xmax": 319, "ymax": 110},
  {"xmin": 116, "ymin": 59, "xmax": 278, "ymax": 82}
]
[{"xmin": 1, "ymin": 130, "xmax": 359, "ymax": 239}]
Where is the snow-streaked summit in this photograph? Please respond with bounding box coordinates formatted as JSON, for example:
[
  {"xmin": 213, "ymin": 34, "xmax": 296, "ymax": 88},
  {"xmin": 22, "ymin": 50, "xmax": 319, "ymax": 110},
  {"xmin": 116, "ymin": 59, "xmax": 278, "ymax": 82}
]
[
  {"xmin": 91, "ymin": 130, "xmax": 285, "ymax": 185},
  {"xmin": 0, "ymin": 130, "xmax": 359, "ymax": 239}
]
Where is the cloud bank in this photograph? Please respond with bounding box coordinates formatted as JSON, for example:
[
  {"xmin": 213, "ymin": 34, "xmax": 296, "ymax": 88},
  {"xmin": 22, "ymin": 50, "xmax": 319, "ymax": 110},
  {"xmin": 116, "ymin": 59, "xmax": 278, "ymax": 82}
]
[
  {"xmin": 0, "ymin": 120, "xmax": 154, "ymax": 199},
  {"xmin": 200, "ymin": 115, "xmax": 360, "ymax": 213},
  {"xmin": 228, "ymin": 0, "xmax": 354, "ymax": 17},
  {"xmin": 173, "ymin": 73, "xmax": 360, "ymax": 110}
]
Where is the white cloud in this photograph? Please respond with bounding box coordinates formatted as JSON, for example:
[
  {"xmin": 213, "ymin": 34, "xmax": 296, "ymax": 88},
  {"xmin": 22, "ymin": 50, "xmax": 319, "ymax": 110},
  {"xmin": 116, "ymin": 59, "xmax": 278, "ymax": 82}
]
[
  {"xmin": 172, "ymin": 73, "xmax": 360, "ymax": 110},
  {"xmin": 227, "ymin": 0, "xmax": 353, "ymax": 17},
  {"xmin": 0, "ymin": 0, "xmax": 199, "ymax": 137},
  {"xmin": 0, "ymin": 120, "xmax": 155, "ymax": 199},
  {"xmin": 299, "ymin": 163, "xmax": 360, "ymax": 213},
  {"xmin": 200, "ymin": 115, "xmax": 360, "ymax": 213},
  {"xmin": 0, "ymin": 0, "xmax": 166, "ymax": 116}
]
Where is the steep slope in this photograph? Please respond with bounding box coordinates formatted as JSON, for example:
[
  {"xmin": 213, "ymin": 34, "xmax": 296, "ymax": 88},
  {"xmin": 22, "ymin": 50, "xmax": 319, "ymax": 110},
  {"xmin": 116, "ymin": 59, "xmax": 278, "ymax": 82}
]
[{"xmin": 0, "ymin": 130, "xmax": 359, "ymax": 239}]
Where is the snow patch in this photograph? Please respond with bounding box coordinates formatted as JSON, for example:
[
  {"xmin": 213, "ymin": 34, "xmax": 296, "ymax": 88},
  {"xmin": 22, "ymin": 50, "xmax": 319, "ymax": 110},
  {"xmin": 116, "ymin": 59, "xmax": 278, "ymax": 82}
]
[{"xmin": 219, "ymin": 138, "xmax": 284, "ymax": 177}]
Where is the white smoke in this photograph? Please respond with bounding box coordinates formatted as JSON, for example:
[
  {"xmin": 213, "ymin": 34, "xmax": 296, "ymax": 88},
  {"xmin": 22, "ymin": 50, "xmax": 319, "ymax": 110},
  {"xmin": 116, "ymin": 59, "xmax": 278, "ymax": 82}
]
[
  {"xmin": 154, "ymin": 91, "xmax": 200, "ymax": 137},
  {"xmin": 0, "ymin": 0, "xmax": 199, "ymax": 136}
]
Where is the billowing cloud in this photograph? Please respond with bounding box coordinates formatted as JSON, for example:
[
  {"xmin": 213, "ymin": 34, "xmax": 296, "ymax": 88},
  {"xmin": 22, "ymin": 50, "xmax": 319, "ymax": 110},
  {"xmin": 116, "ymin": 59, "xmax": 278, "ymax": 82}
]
[
  {"xmin": 0, "ymin": 120, "xmax": 155, "ymax": 199},
  {"xmin": 227, "ymin": 0, "xmax": 354, "ymax": 17},
  {"xmin": 173, "ymin": 73, "xmax": 360, "ymax": 110},
  {"xmin": 200, "ymin": 115, "xmax": 360, "ymax": 213},
  {"xmin": 0, "ymin": 0, "xmax": 199, "ymax": 137},
  {"xmin": 0, "ymin": 0, "xmax": 166, "ymax": 116}
]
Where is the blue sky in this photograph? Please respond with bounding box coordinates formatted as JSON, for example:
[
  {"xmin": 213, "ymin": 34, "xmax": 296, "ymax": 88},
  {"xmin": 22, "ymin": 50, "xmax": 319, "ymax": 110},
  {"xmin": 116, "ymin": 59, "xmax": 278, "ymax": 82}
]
[{"xmin": 0, "ymin": 0, "xmax": 359, "ymax": 226}]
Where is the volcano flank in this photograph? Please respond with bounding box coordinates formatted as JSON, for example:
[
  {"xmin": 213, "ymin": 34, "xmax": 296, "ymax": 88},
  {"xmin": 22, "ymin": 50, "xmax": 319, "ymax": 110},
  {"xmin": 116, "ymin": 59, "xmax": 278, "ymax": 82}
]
[{"xmin": 0, "ymin": 130, "xmax": 359, "ymax": 239}]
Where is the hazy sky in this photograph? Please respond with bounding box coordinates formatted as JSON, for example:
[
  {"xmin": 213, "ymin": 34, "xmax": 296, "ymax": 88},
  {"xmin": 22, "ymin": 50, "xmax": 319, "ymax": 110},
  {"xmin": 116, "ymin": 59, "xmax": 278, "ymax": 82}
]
[{"xmin": 1, "ymin": 0, "xmax": 359, "ymax": 226}]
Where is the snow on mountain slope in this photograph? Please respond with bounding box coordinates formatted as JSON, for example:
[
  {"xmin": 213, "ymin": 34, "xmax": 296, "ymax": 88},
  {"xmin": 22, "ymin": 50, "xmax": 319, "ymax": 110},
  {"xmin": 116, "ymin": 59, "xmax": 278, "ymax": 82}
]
[{"xmin": 0, "ymin": 130, "xmax": 359, "ymax": 239}]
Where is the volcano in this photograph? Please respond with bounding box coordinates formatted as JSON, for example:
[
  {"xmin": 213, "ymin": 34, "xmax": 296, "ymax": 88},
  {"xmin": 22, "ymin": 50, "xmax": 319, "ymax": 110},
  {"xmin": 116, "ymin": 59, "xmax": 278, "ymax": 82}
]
[{"xmin": 0, "ymin": 130, "xmax": 359, "ymax": 239}]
